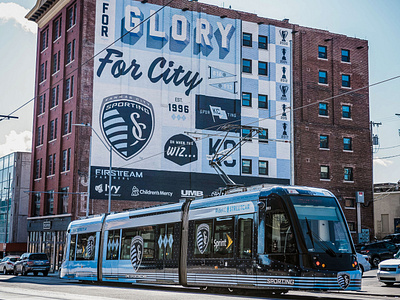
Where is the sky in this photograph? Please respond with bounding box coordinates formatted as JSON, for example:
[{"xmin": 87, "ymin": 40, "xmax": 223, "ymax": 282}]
[{"xmin": 0, "ymin": 0, "xmax": 399, "ymax": 184}]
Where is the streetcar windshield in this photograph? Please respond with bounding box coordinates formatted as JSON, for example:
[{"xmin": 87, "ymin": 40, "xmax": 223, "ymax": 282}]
[{"xmin": 291, "ymin": 196, "xmax": 352, "ymax": 254}]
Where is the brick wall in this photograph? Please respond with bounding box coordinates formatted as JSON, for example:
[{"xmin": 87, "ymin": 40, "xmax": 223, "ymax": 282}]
[{"xmin": 292, "ymin": 26, "xmax": 373, "ymax": 241}]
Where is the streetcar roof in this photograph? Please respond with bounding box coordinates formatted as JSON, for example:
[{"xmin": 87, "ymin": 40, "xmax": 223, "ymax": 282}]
[{"xmin": 66, "ymin": 185, "xmax": 335, "ymax": 231}]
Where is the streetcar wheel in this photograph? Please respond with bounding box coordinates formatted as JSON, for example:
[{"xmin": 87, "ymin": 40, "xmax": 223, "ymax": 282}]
[
  {"xmin": 200, "ymin": 286, "xmax": 208, "ymax": 291},
  {"xmin": 227, "ymin": 288, "xmax": 234, "ymax": 293},
  {"xmin": 33, "ymin": 271, "xmax": 38, "ymax": 276}
]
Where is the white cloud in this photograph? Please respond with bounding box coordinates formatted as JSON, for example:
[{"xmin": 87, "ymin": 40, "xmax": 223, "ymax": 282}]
[
  {"xmin": 0, "ymin": 2, "xmax": 37, "ymax": 34},
  {"xmin": 374, "ymin": 159, "xmax": 394, "ymax": 168},
  {"xmin": 0, "ymin": 130, "xmax": 32, "ymax": 157}
]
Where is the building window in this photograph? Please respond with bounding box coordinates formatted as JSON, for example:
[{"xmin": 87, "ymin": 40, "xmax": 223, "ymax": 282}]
[
  {"xmin": 62, "ymin": 150, "xmax": 67, "ymax": 172},
  {"xmin": 348, "ymin": 221, "xmax": 356, "ymax": 231},
  {"xmin": 319, "ymin": 102, "xmax": 328, "ymax": 116},
  {"xmin": 258, "ymin": 94, "xmax": 268, "ymax": 109},
  {"xmin": 258, "ymin": 61, "xmax": 268, "ymax": 76},
  {"xmin": 259, "ymin": 161, "xmax": 268, "ymax": 175},
  {"xmin": 63, "ymin": 112, "xmax": 73, "ymax": 135},
  {"xmin": 41, "ymin": 28, "xmax": 48, "ymax": 51},
  {"xmin": 48, "ymin": 154, "xmax": 53, "ymax": 176},
  {"xmin": 62, "ymin": 149, "xmax": 71, "ymax": 172},
  {"xmin": 242, "ymin": 159, "xmax": 252, "ymax": 174},
  {"xmin": 342, "ymin": 105, "xmax": 351, "ymax": 119},
  {"xmin": 52, "ymin": 51, "xmax": 60, "ymax": 74},
  {"xmin": 343, "ymin": 137, "xmax": 352, "ymax": 151},
  {"xmin": 40, "ymin": 62, "xmax": 47, "ymax": 82},
  {"xmin": 344, "ymin": 167, "xmax": 353, "ymax": 181},
  {"xmin": 243, "ymin": 32, "xmax": 252, "ymax": 47},
  {"xmin": 36, "ymin": 126, "xmax": 42, "ymax": 146},
  {"xmin": 53, "ymin": 16, "xmax": 62, "ymax": 41},
  {"xmin": 69, "ymin": 111, "xmax": 73, "ymax": 133},
  {"xmin": 342, "ymin": 74, "xmax": 351, "ymax": 88},
  {"xmin": 51, "ymin": 86, "xmax": 59, "ymax": 108},
  {"xmin": 35, "ymin": 159, "xmax": 42, "ymax": 179},
  {"xmin": 242, "ymin": 59, "xmax": 252, "ymax": 73},
  {"xmin": 38, "ymin": 94, "xmax": 46, "ymax": 115},
  {"xmin": 242, "ymin": 92, "xmax": 252, "ymax": 107},
  {"xmin": 319, "ymin": 70, "xmax": 328, "ymax": 84},
  {"xmin": 345, "ymin": 198, "xmax": 355, "ymax": 208},
  {"xmin": 318, "ymin": 45, "xmax": 327, "ymax": 59},
  {"xmin": 67, "ymin": 3, "xmax": 77, "ymax": 29},
  {"xmin": 320, "ymin": 165, "xmax": 330, "ymax": 180},
  {"xmin": 258, "ymin": 35, "xmax": 267, "ymax": 49},
  {"xmin": 46, "ymin": 190, "xmax": 54, "ymax": 215},
  {"xmin": 67, "ymin": 148, "xmax": 71, "ymax": 170},
  {"xmin": 66, "ymin": 40, "xmax": 75, "ymax": 64},
  {"xmin": 33, "ymin": 193, "xmax": 41, "ymax": 216},
  {"xmin": 65, "ymin": 76, "xmax": 74, "ymax": 99},
  {"xmin": 59, "ymin": 187, "xmax": 69, "ymax": 214},
  {"xmin": 242, "ymin": 127, "xmax": 252, "ymax": 141},
  {"xmin": 64, "ymin": 113, "xmax": 69, "ymax": 135},
  {"xmin": 49, "ymin": 119, "xmax": 58, "ymax": 141},
  {"xmin": 258, "ymin": 129, "xmax": 268, "ymax": 143},
  {"xmin": 341, "ymin": 49, "xmax": 350, "ymax": 62},
  {"xmin": 320, "ymin": 135, "xmax": 329, "ymax": 149}
]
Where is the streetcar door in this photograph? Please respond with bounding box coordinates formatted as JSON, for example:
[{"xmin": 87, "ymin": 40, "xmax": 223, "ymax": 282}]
[
  {"xmin": 103, "ymin": 230, "xmax": 120, "ymax": 280},
  {"xmin": 257, "ymin": 196, "xmax": 298, "ymax": 283},
  {"xmin": 236, "ymin": 214, "xmax": 255, "ymax": 287},
  {"xmin": 74, "ymin": 232, "xmax": 99, "ymax": 280},
  {"xmin": 157, "ymin": 223, "xmax": 178, "ymax": 283},
  {"xmin": 119, "ymin": 226, "xmax": 156, "ymax": 280},
  {"xmin": 188, "ymin": 217, "xmax": 236, "ymax": 287}
]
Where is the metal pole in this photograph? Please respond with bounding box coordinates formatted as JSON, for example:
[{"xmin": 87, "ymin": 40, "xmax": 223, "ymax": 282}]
[
  {"xmin": 86, "ymin": 135, "xmax": 92, "ymax": 217},
  {"xmin": 5, "ymin": 172, "xmax": 10, "ymax": 244},
  {"xmin": 108, "ymin": 145, "xmax": 112, "ymax": 213}
]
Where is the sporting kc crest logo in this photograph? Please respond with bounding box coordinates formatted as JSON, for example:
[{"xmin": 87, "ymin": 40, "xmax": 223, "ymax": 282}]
[
  {"xmin": 196, "ymin": 223, "xmax": 210, "ymax": 254},
  {"xmin": 130, "ymin": 236, "xmax": 144, "ymax": 272},
  {"xmin": 100, "ymin": 94, "xmax": 155, "ymax": 160},
  {"xmin": 337, "ymin": 272, "xmax": 351, "ymax": 289}
]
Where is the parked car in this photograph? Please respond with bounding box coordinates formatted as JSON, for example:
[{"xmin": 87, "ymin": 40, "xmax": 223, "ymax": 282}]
[
  {"xmin": 383, "ymin": 233, "xmax": 400, "ymax": 247},
  {"xmin": 359, "ymin": 241, "xmax": 399, "ymax": 267},
  {"xmin": 377, "ymin": 249, "xmax": 400, "ymax": 286},
  {"xmin": 0, "ymin": 256, "xmax": 20, "ymax": 275},
  {"xmin": 13, "ymin": 253, "xmax": 50, "ymax": 276},
  {"xmin": 357, "ymin": 253, "xmax": 371, "ymax": 274}
]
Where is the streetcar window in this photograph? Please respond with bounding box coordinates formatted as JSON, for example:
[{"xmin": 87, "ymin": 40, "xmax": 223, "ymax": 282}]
[
  {"xmin": 69, "ymin": 234, "xmax": 76, "ymax": 261},
  {"xmin": 106, "ymin": 230, "xmax": 120, "ymax": 260},
  {"xmin": 291, "ymin": 196, "xmax": 352, "ymax": 254},
  {"xmin": 238, "ymin": 214, "xmax": 253, "ymax": 258},
  {"xmin": 265, "ymin": 196, "xmax": 296, "ymax": 254},
  {"xmin": 213, "ymin": 217, "xmax": 234, "ymax": 258},
  {"xmin": 121, "ymin": 226, "xmax": 155, "ymax": 260},
  {"xmin": 158, "ymin": 224, "xmax": 174, "ymax": 260},
  {"xmin": 76, "ymin": 233, "xmax": 96, "ymax": 261},
  {"xmin": 194, "ymin": 220, "xmax": 213, "ymax": 258}
]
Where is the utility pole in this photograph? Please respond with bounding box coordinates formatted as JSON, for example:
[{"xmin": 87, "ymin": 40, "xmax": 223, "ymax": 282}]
[{"xmin": 370, "ymin": 121, "xmax": 382, "ymax": 148}]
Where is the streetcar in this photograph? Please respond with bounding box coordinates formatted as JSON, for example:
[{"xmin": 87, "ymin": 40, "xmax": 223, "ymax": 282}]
[{"xmin": 60, "ymin": 185, "xmax": 361, "ymax": 293}]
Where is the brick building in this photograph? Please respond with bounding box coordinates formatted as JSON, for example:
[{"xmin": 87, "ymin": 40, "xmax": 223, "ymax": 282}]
[{"xmin": 26, "ymin": 0, "xmax": 373, "ymax": 270}]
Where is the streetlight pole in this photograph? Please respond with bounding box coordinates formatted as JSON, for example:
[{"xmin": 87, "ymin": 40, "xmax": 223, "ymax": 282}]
[{"xmin": 72, "ymin": 123, "xmax": 113, "ymax": 214}]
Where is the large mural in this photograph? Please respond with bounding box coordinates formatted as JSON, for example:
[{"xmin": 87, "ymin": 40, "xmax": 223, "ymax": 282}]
[{"xmin": 91, "ymin": 0, "xmax": 291, "ymax": 201}]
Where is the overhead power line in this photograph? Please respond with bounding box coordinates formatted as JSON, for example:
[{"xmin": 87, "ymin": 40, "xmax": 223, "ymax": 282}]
[{"xmin": 0, "ymin": 0, "xmax": 177, "ymax": 122}]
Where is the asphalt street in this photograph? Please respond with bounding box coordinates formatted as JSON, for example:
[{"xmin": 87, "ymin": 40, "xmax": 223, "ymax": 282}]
[{"xmin": 0, "ymin": 269, "xmax": 397, "ymax": 300}]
